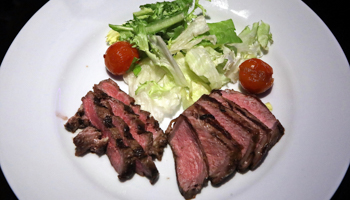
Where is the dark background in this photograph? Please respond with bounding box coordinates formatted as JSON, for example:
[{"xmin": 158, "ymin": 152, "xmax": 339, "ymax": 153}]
[{"xmin": 0, "ymin": 0, "xmax": 349, "ymax": 199}]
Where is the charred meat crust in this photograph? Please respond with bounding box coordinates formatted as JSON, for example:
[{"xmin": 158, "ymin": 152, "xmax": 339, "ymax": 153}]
[
  {"xmin": 94, "ymin": 79, "xmax": 168, "ymax": 161},
  {"xmin": 109, "ymin": 114, "xmax": 159, "ymax": 184},
  {"xmin": 106, "ymin": 127, "xmax": 136, "ymax": 181},
  {"xmin": 73, "ymin": 126, "xmax": 108, "ymax": 156},
  {"xmin": 220, "ymin": 89, "xmax": 285, "ymax": 149},
  {"xmin": 149, "ymin": 130, "xmax": 168, "ymax": 161},
  {"xmin": 193, "ymin": 103, "xmax": 254, "ymax": 172},
  {"xmin": 103, "ymin": 98, "xmax": 154, "ymax": 154},
  {"xmin": 191, "ymin": 103, "xmax": 242, "ymax": 151},
  {"xmin": 93, "ymin": 93, "xmax": 159, "ymax": 184},
  {"xmin": 195, "ymin": 95, "xmax": 259, "ymax": 172},
  {"xmin": 209, "ymin": 91, "xmax": 271, "ymax": 170},
  {"xmin": 269, "ymin": 121, "xmax": 285, "ymax": 150},
  {"xmin": 81, "ymin": 92, "xmax": 136, "ymax": 181},
  {"xmin": 65, "ymin": 104, "xmax": 90, "ymax": 132},
  {"xmin": 135, "ymin": 106, "xmax": 168, "ymax": 161}
]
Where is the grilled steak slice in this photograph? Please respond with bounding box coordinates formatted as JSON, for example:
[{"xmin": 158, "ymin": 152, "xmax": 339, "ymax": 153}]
[
  {"xmin": 82, "ymin": 91, "xmax": 135, "ymax": 181},
  {"xmin": 73, "ymin": 126, "xmax": 108, "ymax": 156},
  {"xmin": 94, "ymin": 79, "xmax": 167, "ymax": 161},
  {"xmin": 166, "ymin": 115, "xmax": 209, "ymax": 199},
  {"xmin": 94, "ymin": 78, "xmax": 135, "ymax": 105},
  {"xmin": 195, "ymin": 95, "xmax": 259, "ymax": 172},
  {"xmin": 91, "ymin": 93, "xmax": 159, "ymax": 184},
  {"xmin": 220, "ymin": 89, "xmax": 284, "ymax": 149},
  {"xmin": 182, "ymin": 104, "xmax": 241, "ymax": 186},
  {"xmin": 102, "ymin": 98, "xmax": 153, "ymax": 155},
  {"xmin": 210, "ymin": 91, "xmax": 270, "ymax": 170},
  {"xmin": 65, "ymin": 104, "xmax": 90, "ymax": 132},
  {"xmin": 108, "ymin": 115, "xmax": 159, "ymax": 184},
  {"xmin": 132, "ymin": 104, "xmax": 167, "ymax": 161},
  {"xmin": 106, "ymin": 126, "xmax": 136, "ymax": 181}
]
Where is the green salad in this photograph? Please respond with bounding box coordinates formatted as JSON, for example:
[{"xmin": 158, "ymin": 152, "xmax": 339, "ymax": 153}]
[{"xmin": 106, "ymin": 0, "xmax": 273, "ymax": 121}]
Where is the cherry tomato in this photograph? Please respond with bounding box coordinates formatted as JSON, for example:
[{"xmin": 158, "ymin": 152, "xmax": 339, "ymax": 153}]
[
  {"xmin": 239, "ymin": 58, "xmax": 274, "ymax": 94},
  {"xmin": 104, "ymin": 41, "xmax": 139, "ymax": 75}
]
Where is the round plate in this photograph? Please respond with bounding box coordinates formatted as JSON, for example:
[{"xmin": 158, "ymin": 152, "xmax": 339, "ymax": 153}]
[{"xmin": 1, "ymin": 0, "xmax": 350, "ymax": 199}]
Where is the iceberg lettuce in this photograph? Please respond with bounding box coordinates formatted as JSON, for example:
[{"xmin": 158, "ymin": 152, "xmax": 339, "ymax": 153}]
[
  {"xmin": 224, "ymin": 21, "xmax": 273, "ymax": 83},
  {"xmin": 108, "ymin": 0, "xmax": 273, "ymax": 121},
  {"xmin": 185, "ymin": 46, "xmax": 230, "ymax": 90}
]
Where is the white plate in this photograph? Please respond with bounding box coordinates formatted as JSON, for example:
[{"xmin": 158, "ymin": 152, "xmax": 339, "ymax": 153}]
[{"xmin": 1, "ymin": 0, "xmax": 350, "ymax": 199}]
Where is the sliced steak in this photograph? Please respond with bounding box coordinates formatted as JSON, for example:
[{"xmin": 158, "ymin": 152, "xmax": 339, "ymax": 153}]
[
  {"xmin": 82, "ymin": 91, "xmax": 135, "ymax": 181},
  {"xmin": 65, "ymin": 104, "xmax": 90, "ymax": 132},
  {"xmin": 105, "ymin": 126, "xmax": 136, "ymax": 181},
  {"xmin": 102, "ymin": 97, "xmax": 153, "ymax": 155},
  {"xmin": 182, "ymin": 104, "xmax": 241, "ymax": 186},
  {"xmin": 107, "ymin": 115, "xmax": 159, "ymax": 184},
  {"xmin": 73, "ymin": 126, "xmax": 108, "ymax": 156},
  {"xmin": 220, "ymin": 89, "xmax": 284, "ymax": 149},
  {"xmin": 195, "ymin": 95, "xmax": 259, "ymax": 172},
  {"xmin": 94, "ymin": 79, "xmax": 167, "ymax": 161},
  {"xmin": 210, "ymin": 91, "xmax": 270, "ymax": 170},
  {"xmin": 132, "ymin": 104, "xmax": 168, "ymax": 161},
  {"xmin": 166, "ymin": 115, "xmax": 209, "ymax": 199},
  {"xmin": 92, "ymin": 94, "xmax": 159, "ymax": 184},
  {"xmin": 94, "ymin": 78, "xmax": 135, "ymax": 105}
]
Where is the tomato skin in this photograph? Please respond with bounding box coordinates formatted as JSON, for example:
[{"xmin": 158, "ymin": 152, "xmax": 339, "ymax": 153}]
[
  {"xmin": 104, "ymin": 41, "xmax": 139, "ymax": 75},
  {"xmin": 239, "ymin": 58, "xmax": 274, "ymax": 94}
]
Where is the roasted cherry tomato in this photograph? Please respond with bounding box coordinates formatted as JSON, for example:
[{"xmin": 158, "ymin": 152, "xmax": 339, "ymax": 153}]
[
  {"xmin": 104, "ymin": 41, "xmax": 139, "ymax": 75},
  {"xmin": 239, "ymin": 58, "xmax": 274, "ymax": 94}
]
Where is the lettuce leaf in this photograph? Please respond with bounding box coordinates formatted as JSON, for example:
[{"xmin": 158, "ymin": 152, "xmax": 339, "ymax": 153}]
[
  {"xmin": 168, "ymin": 15, "xmax": 215, "ymax": 53},
  {"xmin": 185, "ymin": 46, "xmax": 230, "ymax": 90},
  {"xmin": 124, "ymin": 60, "xmax": 182, "ymax": 121},
  {"xmin": 224, "ymin": 21, "xmax": 273, "ymax": 82},
  {"xmin": 114, "ymin": 1, "xmax": 274, "ymax": 122},
  {"xmin": 207, "ymin": 19, "xmax": 242, "ymax": 45}
]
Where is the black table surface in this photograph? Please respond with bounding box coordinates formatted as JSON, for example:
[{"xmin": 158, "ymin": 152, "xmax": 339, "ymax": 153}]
[{"xmin": 1, "ymin": 0, "xmax": 349, "ymax": 199}]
